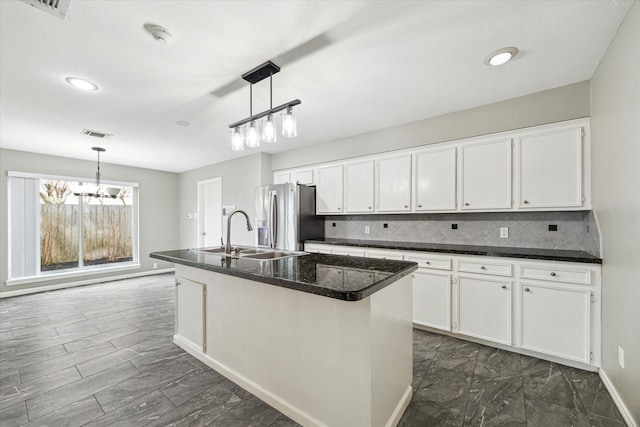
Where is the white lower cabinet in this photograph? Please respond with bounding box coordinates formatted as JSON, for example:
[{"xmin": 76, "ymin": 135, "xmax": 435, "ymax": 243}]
[
  {"xmin": 457, "ymin": 276, "xmax": 511, "ymax": 345},
  {"xmin": 304, "ymin": 242, "xmax": 601, "ymax": 369},
  {"xmin": 519, "ymin": 282, "xmax": 591, "ymax": 363},
  {"xmin": 412, "ymin": 270, "xmax": 451, "ymax": 331},
  {"xmin": 175, "ymin": 277, "xmax": 206, "ymax": 351}
]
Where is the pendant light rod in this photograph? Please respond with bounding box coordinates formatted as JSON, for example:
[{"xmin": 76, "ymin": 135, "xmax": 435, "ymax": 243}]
[{"xmin": 228, "ymin": 99, "xmax": 301, "ymax": 128}]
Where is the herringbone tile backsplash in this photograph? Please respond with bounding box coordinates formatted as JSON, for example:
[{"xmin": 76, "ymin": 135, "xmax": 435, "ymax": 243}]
[{"xmin": 324, "ymin": 211, "xmax": 600, "ymax": 256}]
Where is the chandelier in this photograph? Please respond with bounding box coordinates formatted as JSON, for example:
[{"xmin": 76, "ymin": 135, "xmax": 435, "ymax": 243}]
[
  {"xmin": 72, "ymin": 147, "xmax": 120, "ymax": 199},
  {"xmin": 229, "ymin": 61, "xmax": 301, "ymax": 151}
]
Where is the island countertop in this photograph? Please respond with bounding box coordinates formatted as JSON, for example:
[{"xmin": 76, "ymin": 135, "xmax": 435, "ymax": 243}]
[{"xmin": 150, "ymin": 249, "xmax": 418, "ymax": 301}]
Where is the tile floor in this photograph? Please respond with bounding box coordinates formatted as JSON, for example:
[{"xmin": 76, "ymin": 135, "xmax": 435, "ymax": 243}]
[{"xmin": 0, "ymin": 273, "xmax": 626, "ymax": 426}]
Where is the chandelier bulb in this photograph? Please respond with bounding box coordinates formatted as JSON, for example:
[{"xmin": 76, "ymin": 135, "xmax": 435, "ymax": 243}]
[
  {"xmin": 262, "ymin": 114, "xmax": 277, "ymax": 143},
  {"xmin": 282, "ymin": 106, "xmax": 297, "ymax": 138},
  {"xmin": 246, "ymin": 121, "xmax": 260, "ymax": 148},
  {"xmin": 231, "ymin": 127, "xmax": 245, "ymax": 151}
]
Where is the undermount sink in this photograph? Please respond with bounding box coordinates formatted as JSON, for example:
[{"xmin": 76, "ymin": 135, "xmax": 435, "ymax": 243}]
[{"xmin": 199, "ymin": 246, "xmax": 307, "ymax": 261}]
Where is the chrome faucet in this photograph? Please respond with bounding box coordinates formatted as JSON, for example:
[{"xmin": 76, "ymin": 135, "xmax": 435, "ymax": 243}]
[{"xmin": 225, "ymin": 209, "xmax": 253, "ymax": 255}]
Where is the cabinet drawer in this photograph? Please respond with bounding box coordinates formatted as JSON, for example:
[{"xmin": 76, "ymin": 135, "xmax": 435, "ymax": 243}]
[
  {"xmin": 332, "ymin": 247, "xmax": 366, "ymax": 257},
  {"xmin": 457, "ymin": 259, "xmax": 512, "ymax": 277},
  {"xmin": 364, "ymin": 249, "xmax": 404, "ymax": 260},
  {"xmin": 520, "ymin": 265, "xmax": 592, "ymax": 285},
  {"xmin": 406, "ymin": 255, "xmax": 452, "ymax": 271}
]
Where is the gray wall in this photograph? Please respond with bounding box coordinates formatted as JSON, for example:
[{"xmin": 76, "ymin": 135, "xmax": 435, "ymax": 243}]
[
  {"xmin": 591, "ymin": 2, "xmax": 640, "ymax": 423},
  {"xmin": 272, "ymin": 81, "xmax": 590, "ymax": 171},
  {"xmin": 178, "ymin": 152, "xmax": 272, "ymax": 249},
  {"xmin": 0, "ymin": 148, "xmax": 179, "ymax": 294},
  {"xmin": 324, "ymin": 211, "xmax": 598, "ymax": 254}
]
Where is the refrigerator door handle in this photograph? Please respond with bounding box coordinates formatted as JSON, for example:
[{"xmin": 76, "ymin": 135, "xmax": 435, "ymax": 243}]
[{"xmin": 269, "ymin": 192, "xmax": 277, "ymax": 249}]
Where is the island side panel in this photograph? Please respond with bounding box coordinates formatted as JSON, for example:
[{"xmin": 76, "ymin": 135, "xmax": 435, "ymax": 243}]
[
  {"xmin": 174, "ymin": 264, "xmax": 412, "ymax": 427},
  {"xmin": 370, "ymin": 274, "xmax": 413, "ymax": 427}
]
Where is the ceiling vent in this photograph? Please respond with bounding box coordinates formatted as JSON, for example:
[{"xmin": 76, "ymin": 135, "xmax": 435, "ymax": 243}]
[
  {"xmin": 20, "ymin": 0, "xmax": 71, "ymax": 20},
  {"xmin": 81, "ymin": 129, "xmax": 113, "ymax": 139}
]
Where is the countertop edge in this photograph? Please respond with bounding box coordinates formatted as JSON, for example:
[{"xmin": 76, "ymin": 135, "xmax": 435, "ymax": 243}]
[
  {"xmin": 150, "ymin": 251, "xmax": 418, "ymax": 301},
  {"xmin": 305, "ymin": 239, "xmax": 602, "ymax": 265}
]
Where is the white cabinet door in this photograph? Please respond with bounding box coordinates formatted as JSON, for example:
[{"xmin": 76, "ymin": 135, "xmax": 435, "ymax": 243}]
[
  {"xmin": 413, "ymin": 271, "xmax": 451, "ymax": 331},
  {"xmin": 332, "ymin": 247, "xmax": 365, "ymax": 257},
  {"xmin": 458, "ymin": 276, "xmax": 511, "ymax": 345},
  {"xmin": 176, "ymin": 277, "xmax": 205, "ymax": 351},
  {"xmin": 316, "ymin": 165, "xmax": 344, "ymax": 214},
  {"xmin": 518, "ymin": 127, "xmax": 583, "ymax": 208},
  {"xmin": 376, "ymin": 154, "xmax": 412, "ymax": 212},
  {"xmin": 273, "ymin": 171, "xmax": 291, "ymax": 185},
  {"xmin": 345, "ymin": 160, "xmax": 375, "ymax": 213},
  {"xmin": 294, "ymin": 169, "xmax": 314, "ymax": 185},
  {"xmin": 460, "ymin": 139, "xmax": 512, "ymax": 210},
  {"xmin": 520, "ymin": 283, "xmax": 591, "ymax": 363},
  {"xmin": 414, "ymin": 147, "xmax": 457, "ymax": 211}
]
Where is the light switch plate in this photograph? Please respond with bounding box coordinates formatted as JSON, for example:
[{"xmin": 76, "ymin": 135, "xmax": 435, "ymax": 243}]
[
  {"xmin": 618, "ymin": 346, "xmax": 625, "ymax": 369},
  {"xmin": 500, "ymin": 227, "xmax": 509, "ymax": 238},
  {"xmin": 364, "ymin": 226, "xmax": 370, "ymax": 234}
]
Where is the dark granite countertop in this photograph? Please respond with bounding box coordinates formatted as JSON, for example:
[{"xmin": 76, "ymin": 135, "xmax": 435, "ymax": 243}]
[
  {"xmin": 306, "ymin": 238, "xmax": 602, "ymax": 264},
  {"xmin": 150, "ymin": 249, "xmax": 418, "ymax": 301}
]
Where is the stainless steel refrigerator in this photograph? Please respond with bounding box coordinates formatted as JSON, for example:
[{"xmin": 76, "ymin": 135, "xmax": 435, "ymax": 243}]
[{"xmin": 255, "ymin": 183, "xmax": 324, "ymax": 251}]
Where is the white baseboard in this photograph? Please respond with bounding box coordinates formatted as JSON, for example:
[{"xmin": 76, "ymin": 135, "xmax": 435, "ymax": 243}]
[
  {"xmin": 0, "ymin": 268, "xmax": 175, "ymax": 298},
  {"xmin": 387, "ymin": 385, "xmax": 412, "ymax": 427},
  {"xmin": 599, "ymin": 368, "xmax": 637, "ymax": 427}
]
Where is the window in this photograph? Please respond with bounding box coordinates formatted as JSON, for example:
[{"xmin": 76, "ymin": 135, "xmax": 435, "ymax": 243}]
[{"xmin": 7, "ymin": 172, "xmax": 139, "ymax": 283}]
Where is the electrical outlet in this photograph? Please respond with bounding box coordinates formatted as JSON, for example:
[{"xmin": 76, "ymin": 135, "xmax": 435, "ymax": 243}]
[
  {"xmin": 451, "ymin": 224, "xmax": 458, "ymax": 230},
  {"xmin": 618, "ymin": 346, "xmax": 625, "ymax": 369},
  {"xmin": 153, "ymin": 263, "xmax": 158, "ymax": 269},
  {"xmin": 500, "ymin": 227, "xmax": 509, "ymax": 238},
  {"xmin": 364, "ymin": 226, "xmax": 370, "ymax": 234}
]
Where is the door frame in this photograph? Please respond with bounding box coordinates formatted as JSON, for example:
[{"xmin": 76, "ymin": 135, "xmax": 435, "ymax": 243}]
[{"xmin": 197, "ymin": 177, "xmax": 222, "ymax": 248}]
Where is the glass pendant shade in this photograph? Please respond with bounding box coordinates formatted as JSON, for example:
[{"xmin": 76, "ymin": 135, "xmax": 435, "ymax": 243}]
[
  {"xmin": 246, "ymin": 121, "xmax": 260, "ymax": 147},
  {"xmin": 282, "ymin": 107, "xmax": 297, "ymax": 138},
  {"xmin": 231, "ymin": 127, "xmax": 245, "ymax": 151},
  {"xmin": 262, "ymin": 115, "xmax": 277, "ymax": 143}
]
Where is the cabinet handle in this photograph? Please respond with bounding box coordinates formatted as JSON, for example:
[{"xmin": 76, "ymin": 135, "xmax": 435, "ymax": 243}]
[
  {"xmin": 550, "ymin": 272, "xmax": 556, "ymax": 277},
  {"xmin": 418, "ymin": 204, "xmax": 422, "ymax": 208},
  {"xmin": 465, "ymin": 202, "xmax": 470, "ymax": 206},
  {"xmin": 523, "ymin": 200, "xmax": 529, "ymax": 204},
  {"xmin": 524, "ymin": 287, "xmax": 530, "ymax": 292},
  {"xmin": 480, "ymin": 265, "xmax": 486, "ymax": 270},
  {"xmin": 337, "ymin": 207, "xmax": 341, "ymax": 210},
  {"xmin": 501, "ymin": 285, "xmax": 507, "ymax": 289},
  {"xmin": 368, "ymin": 206, "xmax": 372, "ymax": 210},
  {"xmin": 404, "ymin": 205, "xmax": 408, "ymax": 208},
  {"xmin": 425, "ymin": 261, "xmax": 430, "ymax": 265}
]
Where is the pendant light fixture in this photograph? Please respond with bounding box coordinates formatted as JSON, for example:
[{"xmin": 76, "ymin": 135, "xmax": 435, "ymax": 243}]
[
  {"xmin": 229, "ymin": 61, "xmax": 300, "ymax": 150},
  {"xmin": 72, "ymin": 147, "xmax": 120, "ymax": 199}
]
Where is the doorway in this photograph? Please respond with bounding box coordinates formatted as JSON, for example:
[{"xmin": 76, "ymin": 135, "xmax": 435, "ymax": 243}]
[{"xmin": 197, "ymin": 177, "xmax": 222, "ymax": 247}]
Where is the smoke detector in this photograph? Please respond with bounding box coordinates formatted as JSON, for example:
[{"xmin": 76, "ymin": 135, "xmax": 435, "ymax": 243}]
[
  {"xmin": 20, "ymin": 0, "xmax": 71, "ymax": 19},
  {"xmin": 143, "ymin": 23, "xmax": 173, "ymax": 44}
]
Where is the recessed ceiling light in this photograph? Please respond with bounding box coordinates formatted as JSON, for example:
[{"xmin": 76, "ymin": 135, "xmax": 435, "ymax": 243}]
[
  {"xmin": 65, "ymin": 77, "xmax": 99, "ymax": 91},
  {"xmin": 484, "ymin": 47, "xmax": 519, "ymax": 66}
]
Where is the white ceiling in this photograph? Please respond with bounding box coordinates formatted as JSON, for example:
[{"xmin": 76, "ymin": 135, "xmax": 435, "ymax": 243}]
[{"xmin": 0, "ymin": 0, "xmax": 632, "ymax": 173}]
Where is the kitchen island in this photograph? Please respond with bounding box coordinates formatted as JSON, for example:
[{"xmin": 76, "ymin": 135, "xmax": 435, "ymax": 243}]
[{"xmin": 150, "ymin": 249, "xmax": 418, "ymax": 427}]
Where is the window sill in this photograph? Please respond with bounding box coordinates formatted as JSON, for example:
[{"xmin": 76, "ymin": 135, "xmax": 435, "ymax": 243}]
[{"xmin": 6, "ymin": 263, "xmax": 142, "ymax": 286}]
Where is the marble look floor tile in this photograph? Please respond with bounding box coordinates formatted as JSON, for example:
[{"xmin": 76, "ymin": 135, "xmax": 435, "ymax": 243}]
[
  {"xmin": 63, "ymin": 324, "xmax": 142, "ymax": 353},
  {"xmin": 206, "ymin": 396, "xmax": 282, "ymax": 427},
  {"xmin": 84, "ymin": 390, "xmax": 175, "ymax": 427},
  {"xmin": 20, "ymin": 341, "xmax": 116, "ymax": 383},
  {"xmin": 76, "ymin": 348, "xmax": 140, "ymax": 378},
  {"xmin": 0, "ymin": 365, "xmax": 81, "ymax": 411},
  {"xmin": 94, "ymin": 356, "xmax": 198, "ymax": 413},
  {"xmin": 0, "ymin": 369, "xmax": 21, "ymax": 386},
  {"xmin": 398, "ymin": 406, "xmax": 445, "ymax": 427},
  {"xmin": 25, "ymin": 362, "xmax": 139, "ymax": 420},
  {"xmin": 0, "ymin": 402, "xmax": 29, "ymax": 427},
  {"xmin": 411, "ymin": 375, "xmax": 471, "ymax": 425},
  {"xmin": 159, "ymin": 367, "xmax": 227, "ymax": 406},
  {"xmin": 473, "ymin": 345, "xmax": 522, "ymax": 381},
  {"xmin": 269, "ymin": 414, "xmax": 302, "ymax": 426},
  {"xmin": 16, "ymin": 329, "xmax": 99, "ymax": 356},
  {"xmin": 0, "ymin": 345, "xmax": 68, "ymax": 372},
  {"xmin": 524, "ymin": 398, "xmax": 591, "ymax": 427},
  {"xmin": 590, "ymin": 389, "xmax": 626, "ymax": 423},
  {"xmin": 589, "ymin": 413, "xmax": 627, "ymax": 427},
  {"xmin": 521, "ymin": 360, "xmax": 586, "ymax": 414},
  {"xmin": 149, "ymin": 380, "xmax": 244, "ymax": 427},
  {"xmin": 24, "ymin": 394, "xmax": 104, "ymax": 426},
  {"xmin": 464, "ymin": 377, "xmax": 526, "ymax": 426},
  {"xmin": 9, "ymin": 326, "xmax": 59, "ymax": 340}
]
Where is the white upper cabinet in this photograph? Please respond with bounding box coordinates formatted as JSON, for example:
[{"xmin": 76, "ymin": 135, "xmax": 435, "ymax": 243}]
[
  {"xmin": 460, "ymin": 138, "xmax": 512, "ymax": 210},
  {"xmin": 294, "ymin": 169, "xmax": 314, "ymax": 185},
  {"xmin": 376, "ymin": 154, "xmax": 412, "ymax": 212},
  {"xmin": 316, "ymin": 164, "xmax": 344, "ymax": 214},
  {"xmin": 273, "ymin": 171, "xmax": 291, "ymax": 185},
  {"xmin": 345, "ymin": 160, "xmax": 375, "ymax": 213},
  {"xmin": 517, "ymin": 126, "xmax": 583, "ymax": 209},
  {"xmin": 414, "ymin": 147, "xmax": 457, "ymax": 211}
]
